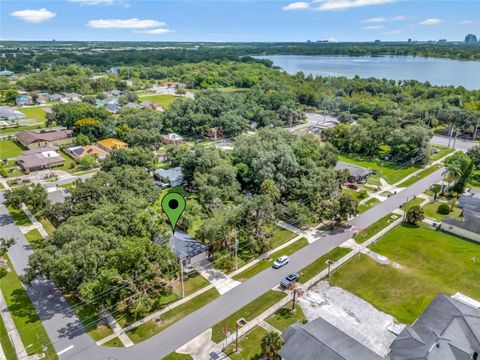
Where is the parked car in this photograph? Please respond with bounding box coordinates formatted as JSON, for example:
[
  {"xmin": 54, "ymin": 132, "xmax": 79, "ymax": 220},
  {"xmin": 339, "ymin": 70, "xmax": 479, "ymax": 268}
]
[
  {"xmin": 272, "ymin": 256, "xmax": 289, "ymax": 269},
  {"xmin": 345, "ymin": 183, "xmax": 359, "ymax": 190},
  {"xmin": 280, "ymin": 273, "xmax": 300, "ymax": 288}
]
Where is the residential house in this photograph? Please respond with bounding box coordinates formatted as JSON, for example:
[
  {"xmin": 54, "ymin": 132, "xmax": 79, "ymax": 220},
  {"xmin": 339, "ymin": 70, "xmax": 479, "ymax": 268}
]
[
  {"xmin": 63, "ymin": 93, "xmax": 82, "ymax": 103},
  {"xmin": 441, "ymin": 191, "xmax": 480, "ymax": 243},
  {"xmin": 0, "ymin": 69, "xmax": 14, "ymax": 77},
  {"xmin": 203, "ymin": 127, "xmax": 223, "ymax": 140},
  {"xmin": 162, "ymin": 133, "xmax": 184, "ymax": 145},
  {"xmin": 17, "ymin": 146, "xmax": 65, "ymax": 172},
  {"xmin": 124, "ymin": 102, "xmax": 141, "ymax": 109},
  {"xmin": 280, "ymin": 317, "xmax": 383, "ymax": 360},
  {"xmin": 154, "ymin": 167, "xmax": 184, "ymax": 187},
  {"xmin": 67, "ymin": 145, "xmax": 109, "ymax": 160},
  {"xmin": 108, "ymin": 89, "xmax": 123, "ymax": 97},
  {"xmin": 106, "ymin": 104, "xmax": 121, "ymax": 113},
  {"xmin": 16, "ymin": 95, "xmax": 32, "ymax": 106},
  {"xmin": 16, "ymin": 130, "xmax": 75, "ymax": 149},
  {"xmin": 140, "ymin": 101, "xmax": 163, "ymax": 111},
  {"xmin": 335, "ymin": 162, "xmax": 372, "ymax": 183},
  {"xmin": 388, "ymin": 294, "xmax": 480, "ymax": 359},
  {"xmin": 0, "ymin": 106, "xmax": 25, "ymax": 121},
  {"xmin": 106, "ymin": 66, "xmax": 119, "ymax": 75},
  {"xmin": 48, "ymin": 94, "xmax": 63, "ymax": 102},
  {"xmin": 34, "ymin": 94, "xmax": 48, "ymax": 105},
  {"xmin": 96, "ymin": 138, "xmax": 128, "ymax": 152},
  {"xmin": 155, "ymin": 230, "xmax": 209, "ymax": 268}
]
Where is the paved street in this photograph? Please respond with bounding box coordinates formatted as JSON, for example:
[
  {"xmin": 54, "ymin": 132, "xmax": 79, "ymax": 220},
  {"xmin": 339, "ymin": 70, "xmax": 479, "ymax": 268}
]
[{"xmin": 431, "ymin": 135, "xmax": 477, "ymax": 151}]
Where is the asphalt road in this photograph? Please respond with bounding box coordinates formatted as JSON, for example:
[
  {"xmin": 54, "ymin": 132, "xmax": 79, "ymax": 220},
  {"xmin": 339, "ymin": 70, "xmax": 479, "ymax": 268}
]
[
  {"xmin": 0, "ymin": 137, "xmax": 474, "ymax": 360},
  {"xmin": 431, "ymin": 135, "xmax": 477, "ymax": 152}
]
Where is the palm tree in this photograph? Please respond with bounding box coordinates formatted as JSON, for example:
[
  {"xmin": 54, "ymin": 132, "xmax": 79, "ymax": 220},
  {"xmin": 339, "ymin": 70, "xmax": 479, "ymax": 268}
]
[
  {"xmin": 290, "ymin": 282, "xmax": 304, "ymax": 311},
  {"xmin": 261, "ymin": 331, "xmax": 284, "ymax": 360}
]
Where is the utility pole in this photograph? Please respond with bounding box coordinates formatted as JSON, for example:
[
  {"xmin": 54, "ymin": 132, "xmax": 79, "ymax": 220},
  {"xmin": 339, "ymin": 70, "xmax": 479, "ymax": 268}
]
[
  {"xmin": 235, "ymin": 324, "xmax": 239, "ymax": 352},
  {"xmin": 234, "ymin": 238, "xmax": 238, "ymax": 271},
  {"xmin": 473, "ymin": 117, "xmax": 479, "ymax": 142},
  {"xmin": 453, "ymin": 128, "xmax": 458, "ymax": 149},
  {"xmin": 179, "ymin": 257, "xmax": 185, "ymax": 299},
  {"xmin": 447, "ymin": 125, "xmax": 454, "ymax": 148}
]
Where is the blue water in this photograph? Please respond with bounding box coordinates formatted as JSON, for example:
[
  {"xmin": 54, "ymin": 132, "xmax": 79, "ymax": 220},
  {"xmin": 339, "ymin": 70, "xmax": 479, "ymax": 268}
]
[{"xmin": 255, "ymin": 55, "xmax": 480, "ymax": 89}]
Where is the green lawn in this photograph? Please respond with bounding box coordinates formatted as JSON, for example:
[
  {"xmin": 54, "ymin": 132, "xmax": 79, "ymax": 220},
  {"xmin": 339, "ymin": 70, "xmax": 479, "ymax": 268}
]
[
  {"xmin": 403, "ymin": 197, "xmax": 424, "ymax": 209},
  {"xmin": 19, "ymin": 107, "xmax": 48, "ymax": 122},
  {"xmin": 211, "ymin": 290, "xmax": 287, "ymax": 343},
  {"xmin": 6, "ymin": 205, "xmax": 32, "ymax": 226},
  {"xmin": 358, "ymin": 197, "xmax": 381, "ymax": 214},
  {"xmin": 266, "ymin": 304, "xmax": 306, "ymax": 333},
  {"xmin": 270, "ymin": 225, "xmax": 297, "ymax": 248},
  {"xmin": 430, "ymin": 146, "xmax": 455, "ymax": 161},
  {"xmin": 127, "ymin": 287, "xmax": 220, "ymax": 343},
  {"xmin": 173, "ymin": 271, "xmax": 210, "ymax": 297},
  {"xmin": 0, "ymin": 140, "xmax": 23, "ymax": 159},
  {"xmin": 40, "ymin": 217, "xmax": 56, "ymax": 236},
  {"xmin": 233, "ymin": 238, "xmax": 309, "ymax": 282},
  {"xmin": 0, "ymin": 315, "xmax": 16, "ymax": 360},
  {"xmin": 338, "ymin": 153, "xmax": 421, "ymax": 185},
  {"xmin": 0, "ymin": 124, "xmax": 46, "ymax": 135},
  {"xmin": 397, "ymin": 164, "xmax": 442, "ymax": 188},
  {"xmin": 329, "ymin": 223, "xmax": 480, "ymax": 324},
  {"xmin": 298, "ymin": 247, "xmax": 352, "ymax": 282},
  {"xmin": 0, "ymin": 160, "xmax": 23, "ymax": 178},
  {"xmin": 354, "ymin": 213, "xmax": 400, "ymax": 243},
  {"xmin": 65, "ymin": 295, "xmax": 114, "ymax": 341},
  {"xmin": 467, "ymin": 169, "xmax": 480, "ymax": 189},
  {"xmin": 101, "ymin": 337, "xmax": 124, "ymax": 347},
  {"xmin": 225, "ymin": 326, "xmax": 267, "ymax": 360},
  {"xmin": 0, "ymin": 256, "xmax": 57, "ymax": 359},
  {"xmin": 342, "ymin": 188, "xmax": 368, "ymax": 201},
  {"xmin": 422, "ymin": 202, "xmax": 462, "ymax": 221},
  {"xmin": 24, "ymin": 229, "xmax": 45, "ymax": 249},
  {"xmin": 139, "ymin": 94, "xmax": 177, "ymax": 108}
]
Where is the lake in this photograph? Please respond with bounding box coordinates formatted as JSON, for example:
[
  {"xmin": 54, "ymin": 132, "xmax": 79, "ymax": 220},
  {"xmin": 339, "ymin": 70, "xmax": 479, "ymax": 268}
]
[{"xmin": 255, "ymin": 55, "xmax": 480, "ymax": 89}]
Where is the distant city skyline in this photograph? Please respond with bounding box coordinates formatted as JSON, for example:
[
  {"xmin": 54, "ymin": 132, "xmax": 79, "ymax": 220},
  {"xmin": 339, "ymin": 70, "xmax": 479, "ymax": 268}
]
[{"xmin": 1, "ymin": 0, "xmax": 479, "ymax": 42}]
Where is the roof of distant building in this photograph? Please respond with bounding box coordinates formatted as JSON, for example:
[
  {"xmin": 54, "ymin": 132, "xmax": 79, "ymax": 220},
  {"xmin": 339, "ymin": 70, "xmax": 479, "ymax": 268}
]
[
  {"xmin": 335, "ymin": 161, "xmax": 372, "ymax": 178},
  {"xmin": 280, "ymin": 317, "xmax": 383, "ymax": 360},
  {"xmin": 163, "ymin": 133, "xmax": 184, "ymax": 141},
  {"xmin": 154, "ymin": 167, "xmax": 183, "ymax": 183},
  {"xmin": 96, "ymin": 138, "xmax": 128, "ymax": 150},
  {"xmin": 0, "ymin": 106, "xmax": 25, "ymax": 119},
  {"xmin": 389, "ymin": 294, "xmax": 480, "ymax": 359},
  {"xmin": 17, "ymin": 150, "xmax": 64, "ymax": 169},
  {"xmin": 16, "ymin": 130, "xmax": 74, "ymax": 145},
  {"xmin": 168, "ymin": 230, "xmax": 208, "ymax": 259}
]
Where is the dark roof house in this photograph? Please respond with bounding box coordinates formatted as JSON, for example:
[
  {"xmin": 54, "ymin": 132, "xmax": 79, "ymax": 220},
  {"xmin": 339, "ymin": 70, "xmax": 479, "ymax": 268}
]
[
  {"xmin": 335, "ymin": 162, "xmax": 372, "ymax": 182},
  {"xmin": 280, "ymin": 317, "xmax": 384, "ymax": 360},
  {"xmin": 388, "ymin": 294, "xmax": 480, "ymax": 360},
  {"xmin": 155, "ymin": 230, "xmax": 209, "ymax": 267},
  {"xmin": 441, "ymin": 191, "xmax": 480, "ymax": 243},
  {"xmin": 16, "ymin": 130, "xmax": 74, "ymax": 148}
]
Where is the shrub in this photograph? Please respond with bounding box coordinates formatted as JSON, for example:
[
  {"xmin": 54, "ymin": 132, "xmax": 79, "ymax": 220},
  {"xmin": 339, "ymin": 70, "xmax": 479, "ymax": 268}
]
[{"xmin": 437, "ymin": 203, "xmax": 451, "ymax": 215}]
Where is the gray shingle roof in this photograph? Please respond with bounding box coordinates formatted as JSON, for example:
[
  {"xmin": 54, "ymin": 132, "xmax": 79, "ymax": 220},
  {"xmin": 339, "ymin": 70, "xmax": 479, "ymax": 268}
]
[
  {"xmin": 280, "ymin": 317, "xmax": 383, "ymax": 360},
  {"xmin": 154, "ymin": 167, "xmax": 184, "ymax": 184},
  {"xmin": 169, "ymin": 230, "xmax": 208, "ymax": 259},
  {"xmin": 335, "ymin": 162, "xmax": 372, "ymax": 178},
  {"xmin": 388, "ymin": 294, "xmax": 480, "ymax": 360}
]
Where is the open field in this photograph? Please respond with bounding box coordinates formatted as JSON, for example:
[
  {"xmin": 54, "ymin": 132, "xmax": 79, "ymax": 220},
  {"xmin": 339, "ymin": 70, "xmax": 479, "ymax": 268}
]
[
  {"xmin": 358, "ymin": 197, "xmax": 380, "ymax": 214},
  {"xmin": 19, "ymin": 107, "xmax": 48, "ymax": 122},
  {"xmin": 422, "ymin": 201, "xmax": 462, "ymax": 221},
  {"xmin": 266, "ymin": 303, "xmax": 306, "ymax": 333},
  {"xmin": 211, "ymin": 290, "xmax": 286, "ymax": 343},
  {"xmin": 0, "ymin": 256, "xmax": 58, "ymax": 359},
  {"xmin": 338, "ymin": 153, "xmax": 421, "ymax": 185},
  {"xmin": 233, "ymin": 238, "xmax": 309, "ymax": 282},
  {"xmin": 354, "ymin": 213, "xmax": 400, "ymax": 243},
  {"xmin": 329, "ymin": 223, "xmax": 480, "ymax": 324},
  {"xmin": 0, "ymin": 140, "xmax": 23, "ymax": 159},
  {"xmin": 430, "ymin": 146, "xmax": 455, "ymax": 161},
  {"xmin": 298, "ymin": 247, "xmax": 351, "ymax": 282},
  {"xmin": 139, "ymin": 94, "xmax": 177, "ymax": 108},
  {"xmin": 397, "ymin": 164, "xmax": 442, "ymax": 188}
]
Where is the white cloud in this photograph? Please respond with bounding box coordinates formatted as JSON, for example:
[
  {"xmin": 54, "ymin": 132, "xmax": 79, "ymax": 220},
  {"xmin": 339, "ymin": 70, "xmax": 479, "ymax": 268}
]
[
  {"xmin": 364, "ymin": 25, "xmax": 383, "ymax": 29},
  {"xmin": 88, "ymin": 18, "xmax": 165, "ymax": 29},
  {"xmin": 10, "ymin": 8, "xmax": 56, "ymax": 23},
  {"xmin": 391, "ymin": 15, "xmax": 407, "ymax": 21},
  {"xmin": 135, "ymin": 28, "xmax": 173, "ymax": 34},
  {"xmin": 69, "ymin": 0, "xmax": 115, "ymax": 4},
  {"xmin": 364, "ymin": 17, "xmax": 386, "ymax": 23},
  {"xmin": 283, "ymin": 2, "xmax": 310, "ymax": 10},
  {"xmin": 458, "ymin": 20, "xmax": 473, "ymax": 25},
  {"xmin": 313, "ymin": 0, "xmax": 396, "ymax": 12},
  {"xmin": 419, "ymin": 18, "xmax": 442, "ymax": 25},
  {"xmin": 387, "ymin": 30, "xmax": 402, "ymax": 34}
]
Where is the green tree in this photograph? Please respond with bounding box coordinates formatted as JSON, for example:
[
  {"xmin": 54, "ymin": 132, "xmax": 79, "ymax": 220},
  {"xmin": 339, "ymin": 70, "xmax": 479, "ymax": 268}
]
[
  {"xmin": 261, "ymin": 331, "xmax": 284, "ymax": 360},
  {"xmin": 405, "ymin": 205, "xmax": 425, "ymax": 225},
  {"xmin": 77, "ymin": 155, "xmax": 96, "ymax": 170}
]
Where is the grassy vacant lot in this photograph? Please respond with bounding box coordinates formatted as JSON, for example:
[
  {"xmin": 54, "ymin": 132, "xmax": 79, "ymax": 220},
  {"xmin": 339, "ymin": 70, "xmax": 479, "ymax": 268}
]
[
  {"xmin": 0, "ymin": 140, "xmax": 23, "ymax": 159},
  {"xmin": 430, "ymin": 146, "xmax": 455, "ymax": 161},
  {"xmin": 298, "ymin": 247, "xmax": 352, "ymax": 283},
  {"xmin": 7, "ymin": 205, "xmax": 32, "ymax": 226},
  {"xmin": 211, "ymin": 290, "xmax": 286, "ymax": 343},
  {"xmin": 20, "ymin": 107, "xmax": 47, "ymax": 122},
  {"xmin": 127, "ymin": 287, "xmax": 220, "ymax": 343},
  {"xmin": 233, "ymin": 238, "xmax": 309, "ymax": 282},
  {"xmin": 329, "ymin": 223, "xmax": 480, "ymax": 324},
  {"xmin": 0, "ymin": 256, "xmax": 57, "ymax": 359},
  {"xmin": 338, "ymin": 153, "xmax": 420, "ymax": 185},
  {"xmin": 0, "ymin": 315, "xmax": 16, "ymax": 360},
  {"xmin": 423, "ymin": 202, "xmax": 462, "ymax": 221},
  {"xmin": 139, "ymin": 94, "xmax": 177, "ymax": 108},
  {"xmin": 266, "ymin": 304, "xmax": 306, "ymax": 333},
  {"xmin": 358, "ymin": 197, "xmax": 381, "ymax": 214},
  {"xmin": 172, "ymin": 271, "xmax": 210, "ymax": 298},
  {"xmin": 270, "ymin": 226, "xmax": 297, "ymax": 248},
  {"xmin": 403, "ymin": 197, "xmax": 424, "ymax": 210},
  {"xmin": 397, "ymin": 164, "xmax": 442, "ymax": 188},
  {"xmin": 225, "ymin": 326, "xmax": 267, "ymax": 360},
  {"xmin": 102, "ymin": 337, "xmax": 124, "ymax": 347},
  {"xmin": 354, "ymin": 213, "xmax": 400, "ymax": 243}
]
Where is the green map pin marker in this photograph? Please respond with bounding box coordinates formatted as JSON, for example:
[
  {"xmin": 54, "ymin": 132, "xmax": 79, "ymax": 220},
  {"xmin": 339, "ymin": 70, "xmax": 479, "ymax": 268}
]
[{"xmin": 161, "ymin": 192, "xmax": 186, "ymax": 234}]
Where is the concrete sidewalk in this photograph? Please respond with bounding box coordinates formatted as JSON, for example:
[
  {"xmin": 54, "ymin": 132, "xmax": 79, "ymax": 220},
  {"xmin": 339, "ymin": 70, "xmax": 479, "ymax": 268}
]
[{"xmin": 0, "ymin": 289, "xmax": 28, "ymax": 360}]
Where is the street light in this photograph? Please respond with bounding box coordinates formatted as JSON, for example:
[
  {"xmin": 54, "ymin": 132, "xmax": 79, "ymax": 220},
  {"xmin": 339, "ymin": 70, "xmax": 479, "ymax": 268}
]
[{"xmin": 325, "ymin": 258, "xmax": 334, "ymax": 277}]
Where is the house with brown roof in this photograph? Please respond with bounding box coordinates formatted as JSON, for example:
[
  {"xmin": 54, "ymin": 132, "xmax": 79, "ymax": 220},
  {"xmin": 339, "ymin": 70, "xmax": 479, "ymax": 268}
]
[
  {"xmin": 96, "ymin": 138, "xmax": 128, "ymax": 152},
  {"xmin": 17, "ymin": 147, "xmax": 65, "ymax": 172},
  {"xmin": 16, "ymin": 130, "xmax": 75, "ymax": 149}
]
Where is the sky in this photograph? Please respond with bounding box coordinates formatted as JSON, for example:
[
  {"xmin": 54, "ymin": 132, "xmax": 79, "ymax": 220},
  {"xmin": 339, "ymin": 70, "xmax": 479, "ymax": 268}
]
[{"xmin": 1, "ymin": 0, "xmax": 479, "ymax": 42}]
